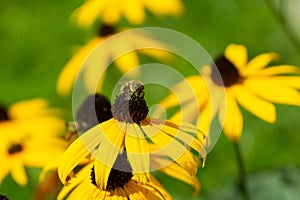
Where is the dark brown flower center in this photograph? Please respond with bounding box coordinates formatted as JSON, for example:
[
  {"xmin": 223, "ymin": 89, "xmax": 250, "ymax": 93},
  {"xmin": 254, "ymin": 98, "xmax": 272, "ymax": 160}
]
[
  {"xmin": 0, "ymin": 194, "xmax": 9, "ymax": 200},
  {"xmin": 112, "ymin": 81, "xmax": 149, "ymax": 124},
  {"xmin": 211, "ymin": 56, "xmax": 243, "ymax": 87},
  {"xmin": 76, "ymin": 94, "xmax": 112, "ymax": 133},
  {"xmin": 0, "ymin": 106, "xmax": 9, "ymax": 122},
  {"xmin": 8, "ymin": 143, "xmax": 23, "ymax": 155},
  {"xmin": 98, "ymin": 24, "xmax": 115, "ymax": 37},
  {"xmin": 90, "ymin": 152, "xmax": 133, "ymax": 190}
]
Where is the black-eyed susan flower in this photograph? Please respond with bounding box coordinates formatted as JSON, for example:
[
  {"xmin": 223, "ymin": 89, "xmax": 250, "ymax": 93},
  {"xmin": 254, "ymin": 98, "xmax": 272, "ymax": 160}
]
[
  {"xmin": 0, "ymin": 99, "xmax": 66, "ymax": 186},
  {"xmin": 58, "ymin": 80, "xmax": 206, "ymax": 190},
  {"xmin": 0, "ymin": 98, "xmax": 65, "ymax": 138},
  {"xmin": 57, "ymin": 24, "xmax": 169, "ymax": 96},
  {"xmin": 72, "ymin": 0, "xmax": 183, "ymax": 28},
  {"xmin": 159, "ymin": 44, "xmax": 300, "ymax": 141},
  {"xmin": 58, "ymin": 160, "xmax": 172, "ymax": 200},
  {"xmin": 37, "ymin": 94, "xmax": 113, "ymax": 200}
]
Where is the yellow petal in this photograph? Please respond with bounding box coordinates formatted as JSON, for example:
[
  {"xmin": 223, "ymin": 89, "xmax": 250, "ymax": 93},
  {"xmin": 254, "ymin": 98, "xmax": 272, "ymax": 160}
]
[
  {"xmin": 57, "ymin": 163, "xmax": 93, "ymax": 200},
  {"xmin": 0, "ymin": 159, "xmax": 9, "ymax": 184},
  {"xmin": 159, "ymin": 75, "xmax": 204, "ymax": 109},
  {"xmin": 57, "ymin": 37, "xmax": 103, "ymax": 96},
  {"xmin": 244, "ymin": 77, "xmax": 300, "ymax": 106},
  {"xmin": 94, "ymin": 159, "xmax": 112, "ymax": 190},
  {"xmin": 257, "ymin": 65, "xmax": 300, "ymax": 76},
  {"xmin": 143, "ymin": 0, "xmax": 183, "ymax": 16},
  {"xmin": 113, "ymin": 51, "xmax": 140, "ymax": 78},
  {"xmin": 93, "ymin": 124, "xmax": 125, "ymax": 188},
  {"xmin": 243, "ymin": 53, "xmax": 278, "ymax": 75},
  {"xmin": 58, "ymin": 126, "xmax": 101, "ymax": 184},
  {"xmin": 261, "ymin": 76, "xmax": 300, "ymax": 89},
  {"xmin": 196, "ymin": 86, "xmax": 223, "ymax": 137},
  {"xmin": 102, "ymin": 1, "xmax": 122, "ymax": 25},
  {"xmin": 125, "ymin": 124, "xmax": 150, "ymax": 182},
  {"xmin": 72, "ymin": 0, "xmax": 107, "ymax": 28},
  {"xmin": 219, "ymin": 90, "xmax": 243, "ymax": 141},
  {"xmin": 160, "ymin": 162, "xmax": 200, "ymax": 195},
  {"xmin": 11, "ymin": 158, "xmax": 27, "ymax": 186},
  {"xmin": 121, "ymin": 0, "xmax": 145, "ymax": 25},
  {"xmin": 231, "ymin": 85, "xmax": 276, "ymax": 123},
  {"xmin": 224, "ymin": 44, "xmax": 248, "ymax": 69}
]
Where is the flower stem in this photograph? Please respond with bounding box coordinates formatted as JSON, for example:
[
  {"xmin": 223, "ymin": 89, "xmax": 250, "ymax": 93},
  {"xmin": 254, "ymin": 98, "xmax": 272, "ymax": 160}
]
[
  {"xmin": 265, "ymin": 0, "xmax": 300, "ymax": 54},
  {"xmin": 233, "ymin": 141, "xmax": 250, "ymax": 200}
]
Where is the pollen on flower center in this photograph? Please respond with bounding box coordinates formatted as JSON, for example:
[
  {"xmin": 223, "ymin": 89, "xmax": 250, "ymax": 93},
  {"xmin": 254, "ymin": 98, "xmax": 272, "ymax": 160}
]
[
  {"xmin": 98, "ymin": 24, "xmax": 115, "ymax": 37},
  {"xmin": 211, "ymin": 56, "xmax": 243, "ymax": 87},
  {"xmin": 0, "ymin": 106, "xmax": 9, "ymax": 122},
  {"xmin": 112, "ymin": 81, "xmax": 149, "ymax": 124},
  {"xmin": 90, "ymin": 152, "xmax": 133, "ymax": 190},
  {"xmin": 8, "ymin": 143, "xmax": 23, "ymax": 155}
]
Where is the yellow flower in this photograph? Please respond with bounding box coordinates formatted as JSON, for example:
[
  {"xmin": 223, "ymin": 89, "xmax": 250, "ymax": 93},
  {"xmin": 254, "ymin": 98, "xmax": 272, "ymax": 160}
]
[
  {"xmin": 58, "ymin": 81, "xmax": 206, "ymax": 190},
  {"xmin": 72, "ymin": 0, "xmax": 183, "ymax": 28},
  {"xmin": 57, "ymin": 24, "xmax": 169, "ymax": 96},
  {"xmin": 0, "ymin": 100, "xmax": 67, "ymax": 186},
  {"xmin": 0, "ymin": 98, "xmax": 65, "ymax": 138},
  {"xmin": 159, "ymin": 44, "xmax": 300, "ymax": 141},
  {"xmin": 57, "ymin": 162, "xmax": 172, "ymax": 200}
]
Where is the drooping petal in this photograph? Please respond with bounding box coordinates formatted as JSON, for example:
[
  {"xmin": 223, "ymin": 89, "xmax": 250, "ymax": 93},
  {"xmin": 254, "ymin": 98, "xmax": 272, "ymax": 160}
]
[
  {"xmin": 219, "ymin": 90, "xmax": 243, "ymax": 141},
  {"xmin": 125, "ymin": 124, "xmax": 150, "ymax": 182},
  {"xmin": 57, "ymin": 163, "xmax": 93, "ymax": 200},
  {"xmin": 242, "ymin": 53, "xmax": 278, "ymax": 76},
  {"xmin": 231, "ymin": 85, "xmax": 276, "ymax": 123},
  {"xmin": 142, "ymin": 122, "xmax": 199, "ymax": 175},
  {"xmin": 58, "ymin": 125, "xmax": 102, "ymax": 184},
  {"xmin": 93, "ymin": 122, "xmax": 125, "ymax": 188},
  {"xmin": 244, "ymin": 77, "xmax": 300, "ymax": 106},
  {"xmin": 151, "ymin": 155, "xmax": 200, "ymax": 195},
  {"xmin": 94, "ymin": 160, "xmax": 112, "ymax": 190},
  {"xmin": 224, "ymin": 44, "xmax": 248, "ymax": 69}
]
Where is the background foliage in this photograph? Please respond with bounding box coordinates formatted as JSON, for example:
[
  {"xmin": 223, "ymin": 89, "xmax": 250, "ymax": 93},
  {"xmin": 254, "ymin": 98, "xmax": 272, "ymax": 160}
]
[{"xmin": 1, "ymin": 0, "xmax": 300, "ymax": 199}]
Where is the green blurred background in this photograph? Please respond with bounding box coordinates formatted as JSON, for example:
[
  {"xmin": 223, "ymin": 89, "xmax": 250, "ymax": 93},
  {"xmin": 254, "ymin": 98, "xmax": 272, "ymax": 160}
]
[{"xmin": 1, "ymin": 0, "xmax": 300, "ymax": 199}]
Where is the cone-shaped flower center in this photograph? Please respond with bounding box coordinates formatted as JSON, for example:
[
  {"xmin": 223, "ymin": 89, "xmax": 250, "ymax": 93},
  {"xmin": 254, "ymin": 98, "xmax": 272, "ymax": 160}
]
[
  {"xmin": 8, "ymin": 143, "xmax": 23, "ymax": 155},
  {"xmin": 211, "ymin": 56, "xmax": 243, "ymax": 87},
  {"xmin": 76, "ymin": 94, "xmax": 112, "ymax": 133},
  {"xmin": 98, "ymin": 24, "xmax": 115, "ymax": 37},
  {"xmin": 0, "ymin": 106, "xmax": 9, "ymax": 122},
  {"xmin": 91, "ymin": 152, "xmax": 133, "ymax": 190},
  {"xmin": 112, "ymin": 81, "xmax": 149, "ymax": 124}
]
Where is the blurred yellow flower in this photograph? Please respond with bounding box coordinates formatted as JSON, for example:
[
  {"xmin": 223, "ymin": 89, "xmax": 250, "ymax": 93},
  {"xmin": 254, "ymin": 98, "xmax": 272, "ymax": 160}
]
[
  {"xmin": 58, "ymin": 81, "xmax": 206, "ymax": 190},
  {"xmin": 58, "ymin": 162, "xmax": 172, "ymax": 200},
  {"xmin": 72, "ymin": 0, "xmax": 184, "ymax": 28},
  {"xmin": 0, "ymin": 98, "xmax": 65, "ymax": 138},
  {"xmin": 0, "ymin": 98, "xmax": 66, "ymax": 186},
  {"xmin": 159, "ymin": 44, "xmax": 300, "ymax": 141},
  {"xmin": 57, "ymin": 24, "xmax": 169, "ymax": 96}
]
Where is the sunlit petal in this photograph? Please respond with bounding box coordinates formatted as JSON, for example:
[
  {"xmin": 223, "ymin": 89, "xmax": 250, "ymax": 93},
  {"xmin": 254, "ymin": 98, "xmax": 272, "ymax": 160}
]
[
  {"xmin": 219, "ymin": 90, "xmax": 243, "ymax": 141},
  {"xmin": 224, "ymin": 44, "xmax": 248, "ymax": 69},
  {"xmin": 245, "ymin": 77, "xmax": 300, "ymax": 106},
  {"xmin": 231, "ymin": 85, "xmax": 276, "ymax": 123}
]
